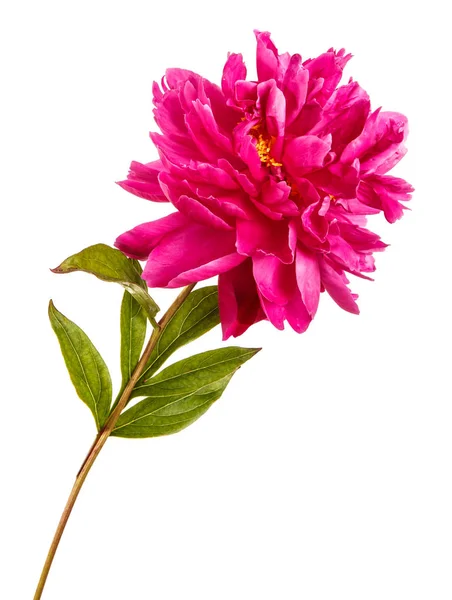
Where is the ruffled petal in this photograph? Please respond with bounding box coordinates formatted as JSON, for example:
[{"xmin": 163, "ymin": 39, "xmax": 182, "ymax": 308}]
[
  {"xmin": 295, "ymin": 247, "xmax": 321, "ymax": 318},
  {"xmin": 185, "ymin": 100, "xmax": 234, "ymax": 162},
  {"xmin": 115, "ymin": 212, "xmax": 189, "ymax": 260},
  {"xmin": 303, "ymin": 48, "xmax": 351, "ymax": 107},
  {"xmin": 284, "ymin": 135, "xmax": 332, "ymax": 177},
  {"xmin": 253, "ymin": 255, "xmax": 293, "ymax": 304},
  {"xmin": 142, "ymin": 222, "xmax": 244, "ymax": 287},
  {"xmin": 319, "ymin": 257, "xmax": 360, "ymax": 314},
  {"xmin": 158, "ymin": 171, "xmax": 233, "ymax": 230},
  {"xmin": 256, "ymin": 260, "xmax": 311, "ymax": 333},
  {"xmin": 256, "ymin": 80, "xmax": 286, "ymax": 160},
  {"xmin": 255, "ymin": 30, "xmax": 290, "ymax": 84},
  {"xmin": 117, "ymin": 160, "xmax": 168, "ymax": 202},
  {"xmin": 218, "ymin": 259, "xmax": 266, "ymax": 339},
  {"xmin": 236, "ymin": 215, "xmax": 297, "ymax": 264},
  {"xmin": 282, "ymin": 54, "xmax": 309, "ymax": 127},
  {"xmin": 341, "ymin": 109, "xmax": 408, "ymax": 175},
  {"xmin": 309, "ymin": 81, "xmax": 370, "ymax": 153},
  {"xmin": 283, "ymin": 291, "xmax": 312, "ymax": 334},
  {"xmin": 307, "ymin": 159, "xmax": 360, "ymax": 199},
  {"xmin": 222, "ymin": 53, "xmax": 247, "ymax": 104},
  {"xmin": 359, "ymin": 174, "xmax": 413, "ymax": 223}
]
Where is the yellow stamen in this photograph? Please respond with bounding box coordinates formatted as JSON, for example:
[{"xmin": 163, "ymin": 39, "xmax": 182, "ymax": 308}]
[{"xmin": 250, "ymin": 126, "xmax": 282, "ymax": 168}]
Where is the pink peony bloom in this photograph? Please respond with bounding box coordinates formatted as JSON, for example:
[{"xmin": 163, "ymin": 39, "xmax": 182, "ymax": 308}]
[{"xmin": 116, "ymin": 31, "xmax": 413, "ymax": 339}]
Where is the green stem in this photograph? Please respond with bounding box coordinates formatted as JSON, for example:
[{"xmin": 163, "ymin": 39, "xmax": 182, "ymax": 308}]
[{"xmin": 33, "ymin": 284, "xmax": 195, "ymax": 600}]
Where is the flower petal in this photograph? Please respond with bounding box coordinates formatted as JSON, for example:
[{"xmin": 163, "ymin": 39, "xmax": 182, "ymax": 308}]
[
  {"xmin": 295, "ymin": 247, "xmax": 321, "ymax": 317},
  {"xmin": 256, "ymin": 261, "xmax": 311, "ymax": 333},
  {"xmin": 158, "ymin": 171, "xmax": 233, "ymax": 230},
  {"xmin": 236, "ymin": 215, "xmax": 297, "ymax": 264},
  {"xmin": 359, "ymin": 174, "xmax": 413, "ymax": 223},
  {"xmin": 319, "ymin": 257, "xmax": 360, "ymax": 314},
  {"xmin": 307, "ymin": 159, "xmax": 360, "ymax": 199},
  {"xmin": 253, "ymin": 255, "xmax": 293, "ymax": 304},
  {"xmin": 142, "ymin": 222, "xmax": 244, "ymax": 287},
  {"xmin": 255, "ymin": 30, "xmax": 290, "ymax": 84},
  {"xmin": 117, "ymin": 160, "xmax": 168, "ymax": 202},
  {"xmin": 341, "ymin": 109, "xmax": 408, "ymax": 175},
  {"xmin": 282, "ymin": 54, "xmax": 309, "ymax": 127},
  {"xmin": 222, "ymin": 53, "xmax": 247, "ymax": 104},
  {"xmin": 218, "ymin": 259, "xmax": 266, "ymax": 339},
  {"xmin": 257, "ymin": 293, "xmax": 285, "ymax": 330},
  {"xmin": 309, "ymin": 81, "xmax": 370, "ymax": 152},
  {"xmin": 115, "ymin": 212, "xmax": 189, "ymax": 260},
  {"xmin": 284, "ymin": 135, "xmax": 332, "ymax": 177},
  {"xmin": 303, "ymin": 48, "xmax": 351, "ymax": 107},
  {"xmin": 284, "ymin": 292, "xmax": 312, "ymax": 333}
]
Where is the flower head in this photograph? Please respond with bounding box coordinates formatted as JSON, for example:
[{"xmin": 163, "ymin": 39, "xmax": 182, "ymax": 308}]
[{"xmin": 116, "ymin": 31, "xmax": 413, "ymax": 339}]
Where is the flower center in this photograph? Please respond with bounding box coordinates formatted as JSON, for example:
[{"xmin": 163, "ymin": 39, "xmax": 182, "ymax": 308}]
[{"xmin": 250, "ymin": 126, "xmax": 282, "ymax": 168}]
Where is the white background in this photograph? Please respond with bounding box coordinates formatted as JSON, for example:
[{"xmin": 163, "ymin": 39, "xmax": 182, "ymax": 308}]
[{"xmin": 1, "ymin": 1, "xmax": 451, "ymax": 598}]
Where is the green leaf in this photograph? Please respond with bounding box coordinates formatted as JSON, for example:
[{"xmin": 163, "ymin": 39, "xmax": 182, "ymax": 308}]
[
  {"xmin": 138, "ymin": 286, "xmax": 220, "ymax": 383},
  {"xmin": 52, "ymin": 244, "xmax": 159, "ymax": 320},
  {"xmin": 121, "ymin": 282, "xmax": 160, "ymax": 323},
  {"xmin": 134, "ymin": 346, "xmax": 259, "ymax": 399},
  {"xmin": 111, "ymin": 346, "xmax": 260, "ymax": 438},
  {"xmin": 48, "ymin": 301, "xmax": 112, "ymax": 430},
  {"xmin": 120, "ymin": 290, "xmax": 147, "ymax": 390},
  {"xmin": 111, "ymin": 375, "xmax": 233, "ymax": 438}
]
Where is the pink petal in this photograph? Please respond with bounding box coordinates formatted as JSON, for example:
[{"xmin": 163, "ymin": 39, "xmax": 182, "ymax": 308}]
[
  {"xmin": 303, "ymin": 48, "xmax": 351, "ymax": 107},
  {"xmin": 284, "ymin": 292, "xmax": 312, "ymax": 334},
  {"xmin": 235, "ymin": 80, "xmax": 258, "ymax": 108},
  {"xmin": 289, "ymin": 99, "xmax": 323, "ymax": 136},
  {"xmin": 319, "ymin": 257, "xmax": 360, "ymax": 314},
  {"xmin": 254, "ymin": 30, "xmax": 290, "ymax": 84},
  {"xmin": 309, "ymin": 81, "xmax": 370, "ymax": 152},
  {"xmin": 117, "ymin": 160, "xmax": 168, "ymax": 202},
  {"xmin": 283, "ymin": 135, "xmax": 332, "ymax": 177},
  {"xmin": 158, "ymin": 171, "xmax": 233, "ymax": 230},
  {"xmin": 162, "ymin": 161, "xmax": 253, "ymax": 220},
  {"xmin": 218, "ymin": 259, "xmax": 266, "ymax": 339},
  {"xmin": 222, "ymin": 53, "xmax": 247, "ymax": 103},
  {"xmin": 301, "ymin": 197, "xmax": 330, "ymax": 243},
  {"xmin": 252, "ymin": 179, "xmax": 299, "ymax": 220},
  {"xmin": 256, "ymin": 265, "xmax": 312, "ymax": 334},
  {"xmin": 266, "ymin": 86, "xmax": 286, "ymax": 160},
  {"xmin": 115, "ymin": 212, "xmax": 189, "ymax": 260},
  {"xmin": 236, "ymin": 215, "xmax": 297, "ymax": 264},
  {"xmin": 257, "ymin": 293, "xmax": 285, "ymax": 330},
  {"xmin": 142, "ymin": 222, "xmax": 244, "ymax": 287},
  {"xmin": 253, "ymin": 255, "xmax": 293, "ymax": 304},
  {"xmin": 185, "ymin": 100, "xmax": 233, "ymax": 162},
  {"xmin": 164, "ymin": 68, "xmax": 199, "ymax": 89},
  {"xmin": 150, "ymin": 131, "xmax": 203, "ymax": 166},
  {"xmin": 236, "ymin": 134, "xmax": 267, "ymax": 182},
  {"xmin": 360, "ymin": 174, "xmax": 413, "ymax": 223},
  {"xmin": 307, "ymin": 159, "xmax": 360, "ymax": 199},
  {"xmin": 338, "ymin": 222, "xmax": 388, "ymax": 253},
  {"xmin": 282, "ymin": 54, "xmax": 309, "ymax": 127},
  {"xmin": 218, "ymin": 158, "xmax": 259, "ymax": 197},
  {"xmin": 295, "ymin": 247, "xmax": 321, "ymax": 317},
  {"xmin": 341, "ymin": 109, "xmax": 409, "ymax": 175}
]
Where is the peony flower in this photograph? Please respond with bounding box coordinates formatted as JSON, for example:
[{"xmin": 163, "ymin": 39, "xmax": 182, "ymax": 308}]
[{"xmin": 116, "ymin": 31, "xmax": 413, "ymax": 339}]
